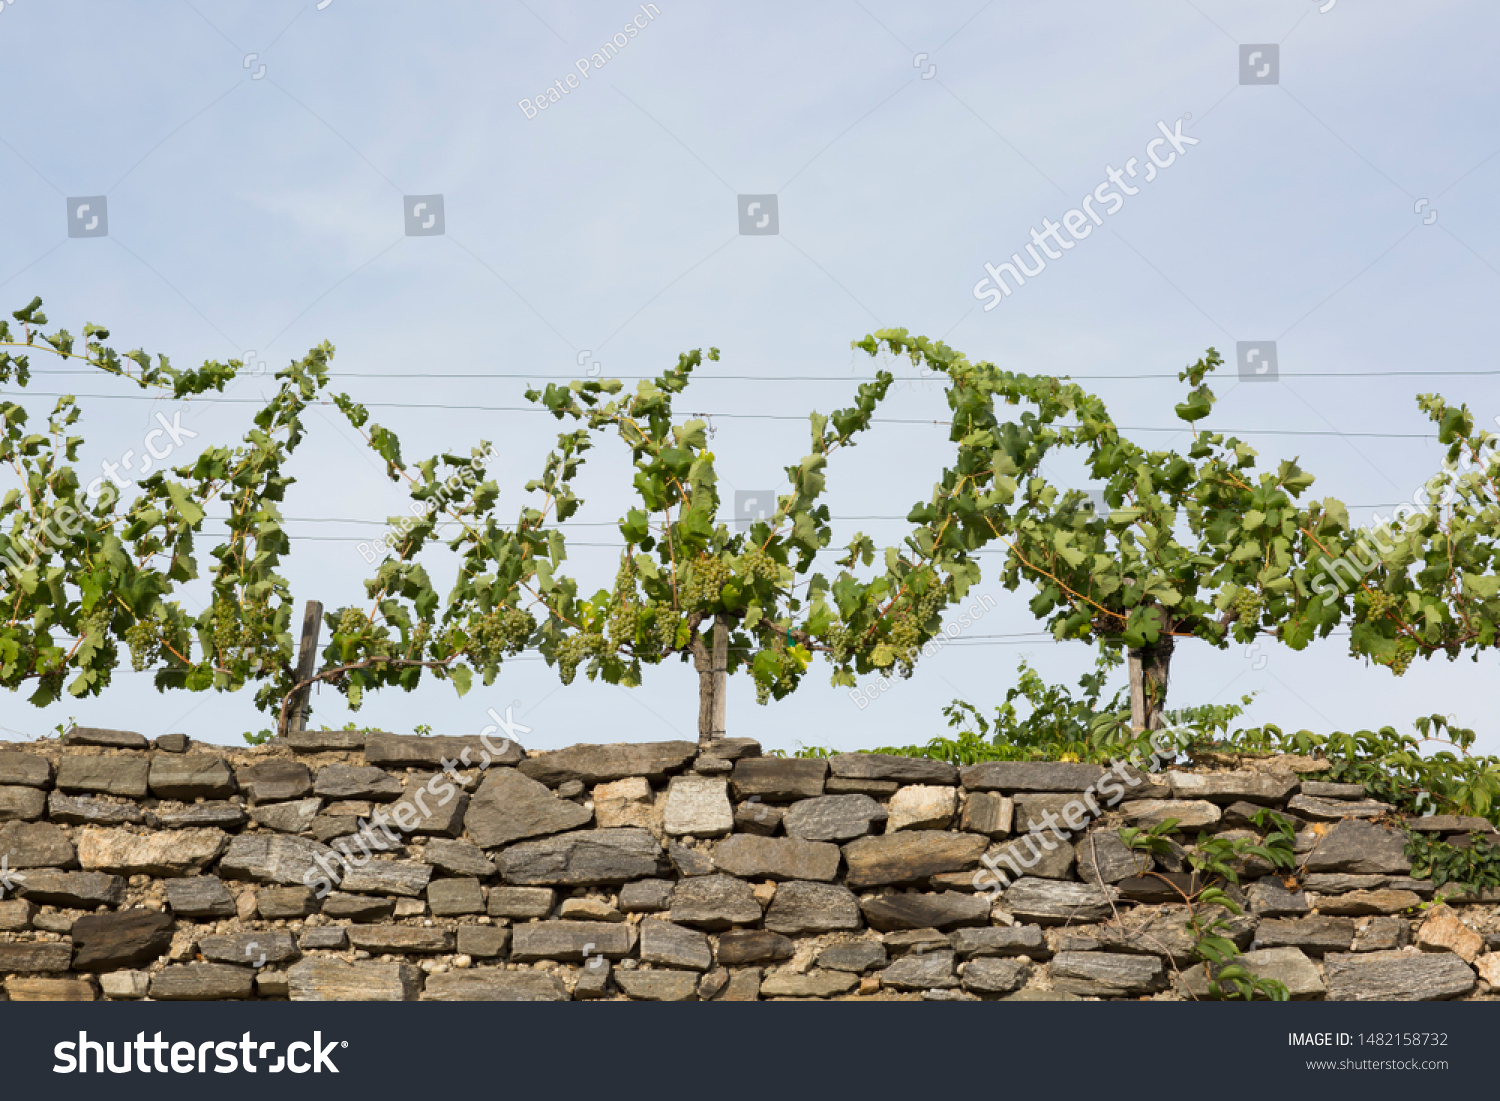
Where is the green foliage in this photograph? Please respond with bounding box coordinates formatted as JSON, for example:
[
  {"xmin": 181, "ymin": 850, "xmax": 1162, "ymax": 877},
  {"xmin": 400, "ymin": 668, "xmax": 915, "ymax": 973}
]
[
  {"xmin": 1120, "ymin": 809, "xmax": 1297, "ymax": 1001},
  {"xmin": 1181, "ymin": 714, "xmax": 1500, "ymax": 826},
  {"xmin": 1405, "ymin": 830, "xmax": 1500, "ymax": 891},
  {"xmin": 1294, "ymin": 393, "xmax": 1500, "ymax": 677},
  {"xmin": 860, "ymin": 334, "xmax": 1335, "ymax": 724}
]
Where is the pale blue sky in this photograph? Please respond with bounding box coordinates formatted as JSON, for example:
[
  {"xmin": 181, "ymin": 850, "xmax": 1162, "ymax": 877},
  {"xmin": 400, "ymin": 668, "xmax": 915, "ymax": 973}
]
[{"xmin": 2, "ymin": 0, "xmax": 1497, "ymax": 753}]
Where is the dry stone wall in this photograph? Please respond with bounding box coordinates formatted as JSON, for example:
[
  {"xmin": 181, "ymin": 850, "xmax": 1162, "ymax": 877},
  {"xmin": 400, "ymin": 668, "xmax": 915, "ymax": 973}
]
[{"xmin": 1, "ymin": 726, "xmax": 1498, "ymax": 1002}]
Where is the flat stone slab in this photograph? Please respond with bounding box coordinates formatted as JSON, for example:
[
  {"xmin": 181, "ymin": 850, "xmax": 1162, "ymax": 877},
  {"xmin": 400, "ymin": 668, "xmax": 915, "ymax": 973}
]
[
  {"xmin": 640, "ymin": 919, "xmax": 712, "ymax": 971},
  {"xmin": 842, "ymin": 832, "xmax": 988, "ymax": 889},
  {"xmin": 1299, "ymin": 781, "xmax": 1368, "ymax": 800},
  {"xmin": 465, "ymin": 768, "xmax": 592, "ymax": 848},
  {"xmin": 817, "ymin": 941, "xmax": 888, "ymax": 972},
  {"xmin": 0, "ymin": 785, "xmax": 44, "ymax": 822},
  {"xmin": 258, "ymin": 886, "xmax": 317, "ymax": 919},
  {"xmin": 1121, "ymin": 799, "xmax": 1221, "ymax": 830},
  {"xmin": 712, "ymin": 835, "xmax": 841, "ymax": 882},
  {"xmin": 285, "ymin": 728, "xmax": 367, "ymax": 752},
  {"xmin": 0, "ymin": 751, "xmax": 52, "ymax": 788},
  {"xmin": 199, "ymin": 931, "xmax": 299, "ymax": 967},
  {"xmin": 77, "ymin": 827, "xmax": 227, "ymax": 877},
  {"xmin": 761, "ymin": 969, "xmax": 860, "ymax": 998},
  {"xmin": 366, "ymin": 732, "xmax": 525, "ymax": 770},
  {"xmin": 150, "ymin": 964, "xmax": 255, "ymax": 1000},
  {"xmin": 718, "ymin": 930, "xmax": 796, "ymax": 965},
  {"xmin": 71, "ymin": 909, "xmax": 175, "ymax": 971},
  {"xmin": 518, "ymin": 741, "xmax": 696, "ymax": 786},
  {"xmin": 455, "ymin": 926, "xmax": 510, "ymax": 958},
  {"xmin": 880, "ymin": 951, "xmax": 958, "ymax": 991},
  {"xmin": 960, "ymin": 792, "xmax": 1012, "ymax": 838},
  {"xmin": 55, "ymin": 757, "xmax": 150, "ymax": 799},
  {"xmin": 0, "ymin": 822, "xmax": 72, "ymax": 868},
  {"xmin": 764, "ymin": 881, "xmax": 863, "ymax": 935},
  {"xmin": 16, "ymin": 870, "xmax": 124, "ymax": 910},
  {"xmin": 1000, "ymin": 879, "xmax": 1117, "ymax": 925},
  {"xmin": 1164, "ymin": 770, "xmax": 1298, "ymax": 805},
  {"xmin": 1303, "ymin": 820, "xmax": 1412, "ymax": 875},
  {"xmin": 499, "ymin": 828, "xmax": 665, "ymax": 886},
  {"xmin": 615, "ymin": 970, "xmax": 699, "ymax": 1001},
  {"xmin": 1247, "ymin": 880, "xmax": 1310, "ymax": 917},
  {"xmin": 949, "ymin": 925, "xmax": 1049, "ymax": 959},
  {"xmin": 1253, "ymin": 915, "xmax": 1355, "ymax": 956},
  {"xmin": 0, "ymin": 943, "xmax": 74, "ymax": 972},
  {"xmin": 422, "ymin": 838, "xmax": 495, "ymax": 878},
  {"xmin": 1325, "ymin": 950, "xmax": 1476, "ymax": 1001},
  {"xmin": 1050, "ymin": 951, "xmax": 1168, "ymax": 996},
  {"xmin": 1313, "ymin": 889, "xmax": 1422, "ymax": 916},
  {"xmin": 249, "ymin": 798, "xmax": 322, "ymax": 835},
  {"xmin": 428, "ymin": 877, "xmax": 485, "ymax": 916},
  {"xmin": 730, "ymin": 758, "xmax": 827, "ymax": 802},
  {"xmin": 1184, "ymin": 946, "xmax": 1325, "ymax": 999},
  {"xmin": 237, "ymin": 760, "xmax": 313, "ymax": 803},
  {"xmin": 511, "ymin": 920, "xmax": 634, "ymax": 962},
  {"xmin": 488, "ymin": 885, "xmax": 557, "ymax": 919},
  {"xmin": 783, "ymin": 794, "xmax": 887, "ymax": 842},
  {"xmin": 886, "ymin": 785, "xmax": 958, "ymax": 832},
  {"xmin": 63, "ymin": 726, "xmax": 147, "ymax": 749},
  {"xmin": 988, "ymin": 834, "xmax": 1076, "ymax": 881},
  {"xmin": 158, "ymin": 802, "xmax": 247, "ymax": 830},
  {"xmin": 663, "ymin": 776, "xmax": 734, "ymax": 838},
  {"xmin": 313, "ymin": 764, "xmax": 403, "ymax": 801},
  {"xmin": 4, "ymin": 977, "xmax": 95, "ymax": 1001},
  {"xmin": 860, "ymin": 892, "xmax": 990, "ymax": 932},
  {"xmin": 1407, "ymin": 815, "xmax": 1492, "ymax": 833},
  {"xmin": 288, "ymin": 959, "xmax": 423, "ymax": 1001},
  {"xmin": 827, "ymin": 753, "xmax": 957, "ymax": 785},
  {"xmin": 148, "ymin": 755, "xmax": 236, "ymax": 800},
  {"xmin": 46, "ymin": 792, "xmax": 144, "ymax": 826},
  {"xmin": 421, "ymin": 970, "xmax": 567, "ymax": 1001},
  {"xmin": 220, "ymin": 833, "xmax": 342, "ymax": 888},
  {"xmin": 346, "ymin": 927, "xmax": 455, "ymax": 955},
  {"xmin": 669, "ymin": 874, "xmax": 762, "ymax": 930},
  {"xmin": 960, "ymin": 761, "xmax": 1106, "ymax": 793},
  {"xmin": 962, "ymin": 957, "xmax": 1032, "ymax": 995},
  {"xmin": 385, "ymin": 783, "xmax": 469, "ymax": 838},
  {"xmin": 165, "ymin": 876, "xmax": 237, "ymax": 918},
  {"xmin": 339, "ymin": 860, "xmax": 433, "ymax": 897},
  {"xmin": 1287, "ymin": 794, "xmax": 1394, "ymax": 820}
]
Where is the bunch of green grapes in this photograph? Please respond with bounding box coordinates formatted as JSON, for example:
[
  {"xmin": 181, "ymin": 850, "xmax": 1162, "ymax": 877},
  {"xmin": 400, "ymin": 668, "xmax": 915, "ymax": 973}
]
[
  {"xmin": 1388, "ymin": 637, "xmax": 1418, "ymax": 676},
  {"xmin": 825, "ymin": 623, "xmax": 856, "ymax": 666},
  {"xmin": 606, "ymin": 562, "xmax": 641, "ymax": 648},
  {"xmin": 738, "ymin": 542, "xmax": 778, "ymax": 581},
  {"xmin": 1232, "ymin": 586, "xmax": 1264, "ymax": 624},
  {"xmin": 335, "ymin": 605, "xmax": 368, "ymax": 637},
  {"xmin": 1365, "ymin": 590, "xmax": 1398, "ymax": 619},
  {"xmin": 124, "ymin": 620, "xmax": 161, "ymax": 672},
  {"xmin": 468, "ymin": 606, "xmax": 535, "ymax": 664},
  {"xmin": 682, "ymin": 556, "xmax": 732, "ymax": 608},
  {"xmin": 649, "ymin": 602, "xmax": 683, "ymax": 653},
  {"xmin": 554, "ymin": 631, "xmax": 606, "ymax": 685}
]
